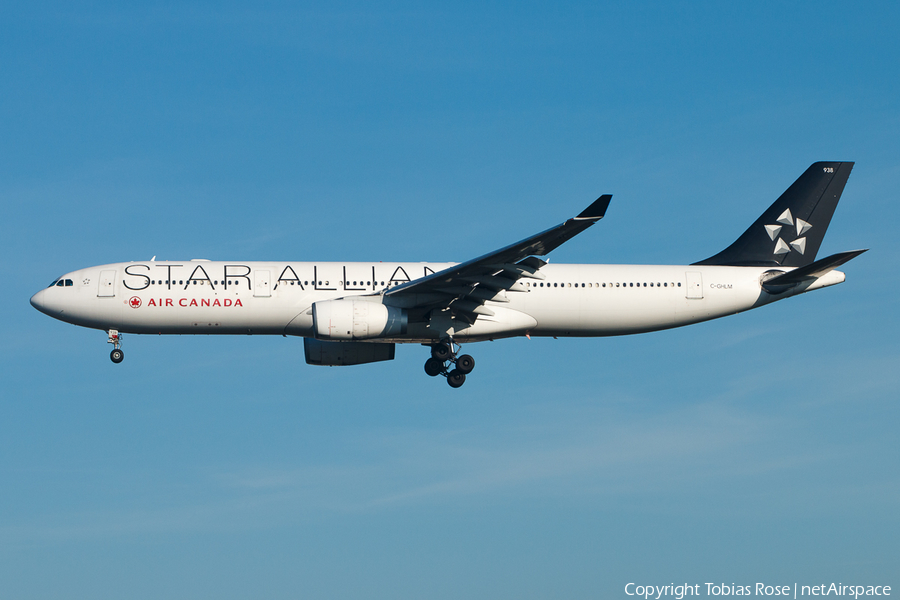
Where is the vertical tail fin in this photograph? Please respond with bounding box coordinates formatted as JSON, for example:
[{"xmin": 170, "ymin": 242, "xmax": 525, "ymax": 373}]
[{"xmin": 693, "ymin": 162, "xmax": 854, "ymax": 267}]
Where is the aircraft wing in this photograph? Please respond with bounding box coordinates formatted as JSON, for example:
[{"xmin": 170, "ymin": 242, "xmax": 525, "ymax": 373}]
[{"xmin": 383, "ymin": 195, "xmax": 612, "ymax": 320}]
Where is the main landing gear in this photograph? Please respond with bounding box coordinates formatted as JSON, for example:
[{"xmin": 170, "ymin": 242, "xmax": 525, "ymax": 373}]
[
  {"xmin": 108, "ymin": 329, "xmax": 124, "ymax": 364},
  {"xmin": 424, "ymin": 339, "xmax": 475, "ymax": 388}
]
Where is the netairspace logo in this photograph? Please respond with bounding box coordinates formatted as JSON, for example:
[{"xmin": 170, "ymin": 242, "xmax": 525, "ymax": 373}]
[{"xmin": 624, "ymin": 583, "xmax": 891, "ymax": 600}]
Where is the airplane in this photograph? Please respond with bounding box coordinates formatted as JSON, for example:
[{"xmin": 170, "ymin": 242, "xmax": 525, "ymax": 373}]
[{"xmin": 30, "ymin": 161, "xmax": 866, "ymax": 388}]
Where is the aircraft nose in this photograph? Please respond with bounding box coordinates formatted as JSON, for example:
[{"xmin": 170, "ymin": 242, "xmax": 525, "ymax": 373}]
[{"xmin": 30, "ymin": 289, "xmax": 47, "ymax": 313}]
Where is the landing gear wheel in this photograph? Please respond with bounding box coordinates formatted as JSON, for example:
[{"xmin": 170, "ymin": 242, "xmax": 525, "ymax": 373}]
[
  {"xmin": 424, "ymin": 358, "xmax": 444, "ymax": 377},
  {"xmin": 456, "ymin": 354, "xmax": 475, "ymax": 374},
  {"xmin": 447, "ymin": 370, "xmax": 466, "ymax": 388},
  {"xmin": 432, "ymin": 341, "xmax": 453, "ymax": 361},
  {"xmin": 107, "ymin": 329, "xmax": 123, "ymax": 363}
]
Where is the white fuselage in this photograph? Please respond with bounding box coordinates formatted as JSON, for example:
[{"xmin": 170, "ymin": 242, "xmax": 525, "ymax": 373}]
[{"xmin": 30, "ymin": 260, "xmax": 845, "ymax": 343}]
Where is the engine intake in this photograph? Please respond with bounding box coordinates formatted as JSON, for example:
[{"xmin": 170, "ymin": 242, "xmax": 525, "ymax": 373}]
[{"xmin": 312, "ymin": 299, "xmax": 407, "ymax": 340}]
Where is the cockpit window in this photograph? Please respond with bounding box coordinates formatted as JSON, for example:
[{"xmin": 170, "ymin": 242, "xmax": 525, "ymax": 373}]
[
  {"xmin": 65, "ymin": 279, "xmax": 73, "ymax": 286},
  {"xmin": 48, "ymin": 279, "xmax": 59, "ymax": 287},
  {"xmin": 55, "ymin": 280, "xmax": 64, "ymax": 287}
]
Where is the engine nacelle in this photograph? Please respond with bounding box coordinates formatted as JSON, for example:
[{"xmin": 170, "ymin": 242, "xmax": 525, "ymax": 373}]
[{"xmin": 312, "ymin": 299, "xmax": 407, "ymax": 340}]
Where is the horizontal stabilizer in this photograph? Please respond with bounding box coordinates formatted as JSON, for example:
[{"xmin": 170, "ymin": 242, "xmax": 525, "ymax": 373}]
[{"xmin": 762, "ymin": 249, "xmax": 867, "ymax": 291}]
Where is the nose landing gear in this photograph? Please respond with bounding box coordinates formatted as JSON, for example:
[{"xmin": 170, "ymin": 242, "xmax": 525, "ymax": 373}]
[
  {"xmin": 423, "ymin": 339, "xmax": 475, "ymax": 388},
  {"xmin": 108, "ymin": 329, "xmax": 124, "ymax": 363}
]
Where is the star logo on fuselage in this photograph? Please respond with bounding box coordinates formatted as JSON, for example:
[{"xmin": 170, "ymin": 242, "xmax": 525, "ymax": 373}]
[{"xmin": 765, "ymin": 208, "xmax": 811, "ymax": 257}]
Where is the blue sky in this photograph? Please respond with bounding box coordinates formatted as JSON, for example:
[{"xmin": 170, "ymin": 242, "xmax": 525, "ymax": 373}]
[{"xmin": 1, "ymin": 2, "xmax": 898, "ymax": 598}]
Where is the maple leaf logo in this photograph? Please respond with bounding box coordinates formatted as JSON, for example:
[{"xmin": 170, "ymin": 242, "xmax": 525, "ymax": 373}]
[{"xmin": 129, "ymin": 296, "xmax": 142, "ymax": 309}]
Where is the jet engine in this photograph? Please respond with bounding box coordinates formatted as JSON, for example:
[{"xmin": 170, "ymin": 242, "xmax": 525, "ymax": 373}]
[{"xmin": 312, "ymin": 299, "xmax": 407, "ymax": 340}]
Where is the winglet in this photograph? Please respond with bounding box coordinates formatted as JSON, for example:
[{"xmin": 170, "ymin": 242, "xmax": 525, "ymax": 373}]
[{"xmin": 575, "ymin": 194, "xmax": 612, "ymax": 220}]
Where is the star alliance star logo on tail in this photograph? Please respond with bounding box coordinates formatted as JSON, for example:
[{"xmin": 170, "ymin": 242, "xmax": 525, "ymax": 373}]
[{"xmin": 765, "ymin": 208, "xmax": 811, "ymax": 257}]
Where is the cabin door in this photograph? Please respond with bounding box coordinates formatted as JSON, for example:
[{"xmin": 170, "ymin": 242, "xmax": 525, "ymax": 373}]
[
  {"xmin": 685, "ymin": 271, "xmax": 703, "ymax": 299},
  {"xmin": 98, "ymin": 270, "xmax": 116, "ymax": 297}
]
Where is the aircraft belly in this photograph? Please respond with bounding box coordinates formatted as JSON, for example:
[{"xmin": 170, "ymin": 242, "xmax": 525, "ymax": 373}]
[
  {"xmin": 529, "ymin": 293, "xmax": 678, "ymax": 336},
  {"xmin": 284, "ymin": 306, "xmax": 314, "ymax": 337},
  {"xmin": 453, "ymin": 306, "xmax": 538, "ymax": 342}
]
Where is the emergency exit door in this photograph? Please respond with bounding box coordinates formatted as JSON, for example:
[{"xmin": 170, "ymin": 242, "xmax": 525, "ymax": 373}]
[{"xmin": 254, "ymin": 270, "xmax": 271, "ymax": 297}]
